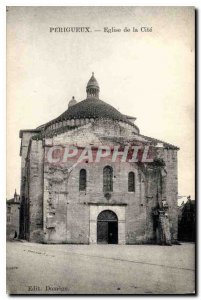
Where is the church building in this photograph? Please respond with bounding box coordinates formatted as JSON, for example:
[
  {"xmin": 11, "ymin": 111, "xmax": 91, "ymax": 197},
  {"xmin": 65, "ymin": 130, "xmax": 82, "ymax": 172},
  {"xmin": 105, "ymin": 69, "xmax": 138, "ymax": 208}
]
[{"xmin": 19, "ymin": 73, "xmax": 179, "ymax": 245}]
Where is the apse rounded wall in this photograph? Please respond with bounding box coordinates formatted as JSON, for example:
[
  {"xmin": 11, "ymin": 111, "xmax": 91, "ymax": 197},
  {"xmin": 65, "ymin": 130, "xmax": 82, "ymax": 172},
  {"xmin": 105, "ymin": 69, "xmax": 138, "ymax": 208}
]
[{"xmin": 44, "ymin": 117, "xmax": 139, "ymax": 134}]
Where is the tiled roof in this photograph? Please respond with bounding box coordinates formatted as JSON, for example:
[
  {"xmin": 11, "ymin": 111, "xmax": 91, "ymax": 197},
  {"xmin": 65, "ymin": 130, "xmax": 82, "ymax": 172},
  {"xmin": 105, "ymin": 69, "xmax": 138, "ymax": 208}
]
[
  {"xmin": 100, "ymin": 134, "xmax": 179, "ymax": 150},
  {"xmin": 45, "ymin": 98, "xmax": 134, "ymax": 128},
  {"xmin": 7, "ymin": 198, "xmax": 20, "ymax": 204},
  {"xmin": 32, "ymin": 125, "xmax": 78, "ymax": 139},
  {"xmin": 138, "ymin": 134, "xmax": 179, "ymax": 150}
]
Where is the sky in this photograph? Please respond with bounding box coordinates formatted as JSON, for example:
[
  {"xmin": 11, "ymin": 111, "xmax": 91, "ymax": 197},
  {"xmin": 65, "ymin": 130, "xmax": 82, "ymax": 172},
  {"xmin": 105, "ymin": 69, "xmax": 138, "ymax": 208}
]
[{"xmin": 6, "ymin": 6, "xmax": 195, "ymax": 204}]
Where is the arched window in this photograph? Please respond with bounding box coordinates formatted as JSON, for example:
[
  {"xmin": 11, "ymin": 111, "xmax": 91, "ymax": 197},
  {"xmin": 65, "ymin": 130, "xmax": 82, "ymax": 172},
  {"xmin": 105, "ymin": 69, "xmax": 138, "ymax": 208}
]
[
  {"xmin": 103, "ymin": 166, "xmax": 113, "ymax": 192},
  {"xmin": 128, "ymin": 172, "xmax": 135, "ymax": 192},
  {"xmin": 79, "ymin": 169, "xmax": 86, "ymax": 191}
]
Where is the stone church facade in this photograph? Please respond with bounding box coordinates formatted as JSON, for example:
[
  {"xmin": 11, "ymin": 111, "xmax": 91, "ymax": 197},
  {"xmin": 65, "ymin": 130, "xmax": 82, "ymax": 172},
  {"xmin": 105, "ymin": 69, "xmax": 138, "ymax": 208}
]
[{"xmin": 19, "ymin": 73, "xmax": 179, "ymax": 245}]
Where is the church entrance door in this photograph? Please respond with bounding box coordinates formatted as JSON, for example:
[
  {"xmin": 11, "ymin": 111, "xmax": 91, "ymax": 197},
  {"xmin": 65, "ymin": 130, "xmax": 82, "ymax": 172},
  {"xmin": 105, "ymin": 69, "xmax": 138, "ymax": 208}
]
[{"xmin": 97, "ymin": 210, "xmax": 118, "ymax": 244}]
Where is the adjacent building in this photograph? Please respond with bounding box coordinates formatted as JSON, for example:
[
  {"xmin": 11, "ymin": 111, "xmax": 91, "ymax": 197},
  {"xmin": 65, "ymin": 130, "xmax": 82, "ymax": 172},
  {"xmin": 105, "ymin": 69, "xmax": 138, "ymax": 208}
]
[
  {"xmin": 6, "ymin": 190, "xmax": 20, "ymax": 239},
  {"xmin": 178, "ymin": 196, "xmax": 195, "ymax": 242}
]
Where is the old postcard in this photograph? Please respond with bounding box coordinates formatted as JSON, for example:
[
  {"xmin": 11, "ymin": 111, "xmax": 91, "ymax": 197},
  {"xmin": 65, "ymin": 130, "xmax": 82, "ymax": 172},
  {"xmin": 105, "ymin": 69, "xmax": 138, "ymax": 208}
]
[{"xmin": 6, "ymin": 6, "xmax": 195, "ymax": 294}]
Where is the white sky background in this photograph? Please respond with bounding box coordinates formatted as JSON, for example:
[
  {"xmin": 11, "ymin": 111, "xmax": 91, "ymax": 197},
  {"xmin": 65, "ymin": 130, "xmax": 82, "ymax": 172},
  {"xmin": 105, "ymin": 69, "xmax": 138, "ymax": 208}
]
[{"xmin": 6, "ymin": 6, "xmax": 195, "ymax": 204}]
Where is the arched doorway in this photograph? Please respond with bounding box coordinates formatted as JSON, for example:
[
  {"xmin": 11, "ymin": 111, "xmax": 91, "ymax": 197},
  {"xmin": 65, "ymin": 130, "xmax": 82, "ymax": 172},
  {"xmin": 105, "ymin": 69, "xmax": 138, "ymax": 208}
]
[{"xmin": 97, "ymin": 210, "xmax": 118, "ymax": 244}]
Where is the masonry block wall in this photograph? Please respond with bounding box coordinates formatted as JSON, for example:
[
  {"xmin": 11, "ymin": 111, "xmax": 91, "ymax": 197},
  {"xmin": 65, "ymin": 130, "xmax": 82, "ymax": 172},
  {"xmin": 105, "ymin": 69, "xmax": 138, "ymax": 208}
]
[
  {"xmin": 19, "ymin": 131, "xmax": 40, "ymax": 239},
  {"xmin": 20, "ymin": 119, "xmax": 178, "ymax": 244},
  {"xmin": 163, "ymin": 149, "xmax": 178, "ymax": 241},
  {"xmin": 28, "ymin": 140, "xmax": 44, "ymax": 242}
]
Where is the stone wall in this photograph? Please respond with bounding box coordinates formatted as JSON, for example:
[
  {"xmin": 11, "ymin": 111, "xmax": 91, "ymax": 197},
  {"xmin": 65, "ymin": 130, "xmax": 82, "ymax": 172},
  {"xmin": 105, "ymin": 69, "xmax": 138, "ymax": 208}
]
[
  {"xmin": 45, "ymin": 117, "xmax": 139, "ymax": 135},
  {"xmin": 28, "ymin": 140, "xmax": 44, "ymax": 242},
  {"xmin": 163, "ymin": 149, "xmax": 178, "ymax": 242},
  {"xmin": 43, "ymin": 157, "xmax": 144, "ymax": 244},
  {"xmin": 20, "ymin": 132, "xmax": 36, "ymax": 195},
  {"xmin": 21, "ymin": 120, "xmax": 178, "ymax": 244},
  {"xmin": 19, "ymin": 131, "xmax": 40, "ymax": 238}
]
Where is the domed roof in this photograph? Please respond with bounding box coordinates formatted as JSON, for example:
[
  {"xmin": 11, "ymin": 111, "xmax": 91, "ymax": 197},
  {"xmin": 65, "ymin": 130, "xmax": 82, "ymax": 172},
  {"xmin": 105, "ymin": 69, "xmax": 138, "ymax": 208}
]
[
  {"xmin": 46, "ymin": 97, "xmax": 133, "ymax": 126},
  {"xmin": 42, "ymin": 73, "xmax": 137, "ymax": 131}
]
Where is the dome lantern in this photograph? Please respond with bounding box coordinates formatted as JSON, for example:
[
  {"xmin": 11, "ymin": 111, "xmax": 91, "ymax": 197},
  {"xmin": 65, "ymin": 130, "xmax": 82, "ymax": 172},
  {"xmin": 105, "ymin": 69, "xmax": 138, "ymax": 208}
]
[
  {"xmin": 86, "ymin": 72, "xmax": 100, "ymax": 99},
  {"xmin": 68, "ymin": 96, "xmax": 77, "ymax": 108}
]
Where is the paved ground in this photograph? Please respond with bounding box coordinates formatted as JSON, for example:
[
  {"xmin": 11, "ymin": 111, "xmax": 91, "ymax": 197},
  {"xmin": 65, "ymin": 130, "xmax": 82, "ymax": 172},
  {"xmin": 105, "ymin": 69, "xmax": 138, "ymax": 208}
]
[{"xmin": 6, "ymin": 241, "xmax": 195, "ymax": 294}]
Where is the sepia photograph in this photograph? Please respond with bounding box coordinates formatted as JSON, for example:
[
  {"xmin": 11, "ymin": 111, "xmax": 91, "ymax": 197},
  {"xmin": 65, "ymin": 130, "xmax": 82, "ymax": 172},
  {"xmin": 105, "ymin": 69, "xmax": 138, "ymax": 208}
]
[{"xmin": 6, "ymin": 6, "xmax": 195, "ymax": 294}]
